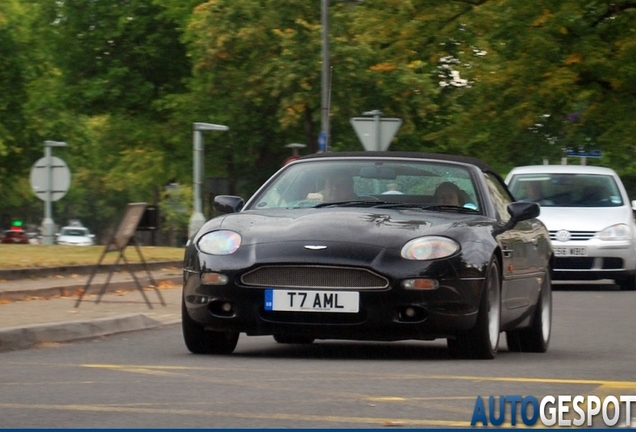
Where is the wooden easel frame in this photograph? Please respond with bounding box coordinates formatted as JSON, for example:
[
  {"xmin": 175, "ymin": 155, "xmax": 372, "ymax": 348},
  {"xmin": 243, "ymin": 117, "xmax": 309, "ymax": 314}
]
[{"xmin": 75, "ymin": 203, "xmax": 166, "ymax": 309}]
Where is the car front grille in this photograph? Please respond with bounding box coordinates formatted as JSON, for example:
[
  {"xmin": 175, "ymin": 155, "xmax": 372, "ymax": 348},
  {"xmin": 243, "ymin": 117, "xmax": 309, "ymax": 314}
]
[
  {"xmin": 240, "ymin": 265, "xmax": 389, "ymax": 290},
  {"xmin": 549, "ymin": 230, "xmax": 596, "ymax": 241}
]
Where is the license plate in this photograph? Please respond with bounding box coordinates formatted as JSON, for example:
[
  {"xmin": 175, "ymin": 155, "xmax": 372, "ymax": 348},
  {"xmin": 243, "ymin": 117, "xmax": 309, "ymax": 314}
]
[
  {"xmin": 554, "ymin": 247, "xmax": 587, "ymax": 257},
  {"xmin": 264, "ymin": 289, "xmax": 359, "ymax": 313}
]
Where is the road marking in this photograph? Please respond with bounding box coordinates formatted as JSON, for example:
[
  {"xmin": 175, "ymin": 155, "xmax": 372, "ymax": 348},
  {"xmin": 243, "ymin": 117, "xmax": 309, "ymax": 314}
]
[
  {"xmin": 0, "ymin": 403, "xmax": 465, "ymax": 427},
  {"xmin": 66, "ymin": 365, "xmax": 636, "ymax": 427}
]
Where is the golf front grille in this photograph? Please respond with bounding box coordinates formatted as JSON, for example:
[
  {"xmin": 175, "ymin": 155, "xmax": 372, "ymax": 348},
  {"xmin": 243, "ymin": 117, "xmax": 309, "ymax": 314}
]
[
  {"xmin": 549, "ymin": 230, "xmax": 596, "ymax": 241},
  {"xmin": 240, "ymin": 265, "xmax": 389, "ymax": 290}
]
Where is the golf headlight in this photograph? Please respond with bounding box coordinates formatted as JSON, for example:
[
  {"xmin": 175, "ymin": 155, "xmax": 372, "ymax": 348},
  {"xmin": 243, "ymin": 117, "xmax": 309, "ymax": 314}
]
[
  {"xmin": 198, "ymin": 230, "xmax": 242, "ymax": 255},
  {"xmin": 599, "ymin": 224, "xmax": 631, "ymax": 241},
  {"xmin": 401, "ymin": 236, "xmax": 459, "ymax": 260}
]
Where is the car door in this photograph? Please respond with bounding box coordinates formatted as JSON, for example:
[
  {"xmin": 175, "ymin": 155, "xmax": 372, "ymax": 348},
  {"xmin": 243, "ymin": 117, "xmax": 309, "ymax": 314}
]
[{"xmin": 484, "ymin": 173, "xmax": 541, "ymax": 323}]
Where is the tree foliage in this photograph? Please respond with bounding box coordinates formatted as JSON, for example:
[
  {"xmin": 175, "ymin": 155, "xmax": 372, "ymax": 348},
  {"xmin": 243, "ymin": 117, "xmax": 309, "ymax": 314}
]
[{"xmin": 2, "ymin": 0, "xmax": 636, "ymax": 239}]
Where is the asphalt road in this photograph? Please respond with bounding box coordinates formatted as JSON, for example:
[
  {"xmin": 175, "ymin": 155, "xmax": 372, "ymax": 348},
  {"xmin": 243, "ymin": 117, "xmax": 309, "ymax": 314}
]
[{"xmin": 1, "ymin": 286, "xmax": 635, "ymax": 428}]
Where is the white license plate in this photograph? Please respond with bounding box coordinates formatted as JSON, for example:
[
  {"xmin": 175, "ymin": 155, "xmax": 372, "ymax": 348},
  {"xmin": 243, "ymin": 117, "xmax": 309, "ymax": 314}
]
[
  {"xmin": 554, "ymin": 247, "xmax": 587, "ymax": 257},
  {"xmin": 264, "ymin": 289, "xmax": 359, "ymax": 313}
]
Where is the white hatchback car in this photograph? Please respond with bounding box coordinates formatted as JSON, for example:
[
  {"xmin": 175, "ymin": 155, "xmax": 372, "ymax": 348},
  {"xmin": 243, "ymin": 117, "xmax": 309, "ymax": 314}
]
[
  {"xmin": 56, "ymin": 226, "xmax": 95, "ymax": 246},
  {"xmin": 506, "ymin": 165, "xmax": 636, "ymax": 290}
]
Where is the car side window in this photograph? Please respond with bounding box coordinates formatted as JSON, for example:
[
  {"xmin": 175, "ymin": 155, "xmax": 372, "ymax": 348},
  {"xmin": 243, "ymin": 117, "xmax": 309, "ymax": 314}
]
[{"xmin": 484, "ymin": 173, "xmax": 513, "ymax": 224}]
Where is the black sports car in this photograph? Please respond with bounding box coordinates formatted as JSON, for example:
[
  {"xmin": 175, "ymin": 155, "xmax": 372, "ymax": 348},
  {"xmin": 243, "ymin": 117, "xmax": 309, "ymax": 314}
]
[{"xmin": 182, "ymin": 152, "xmax": 553, "ymax": 359}]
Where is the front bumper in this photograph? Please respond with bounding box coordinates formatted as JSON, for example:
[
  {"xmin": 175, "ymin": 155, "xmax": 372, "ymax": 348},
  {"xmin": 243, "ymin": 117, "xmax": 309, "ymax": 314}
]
[
  {"xmin": 183, "ymin": 269, "xmax": 484, "ymax": 342},
  {"xmin": 551, "ymin": 239, "xmax": 636, "ymax": 281}
]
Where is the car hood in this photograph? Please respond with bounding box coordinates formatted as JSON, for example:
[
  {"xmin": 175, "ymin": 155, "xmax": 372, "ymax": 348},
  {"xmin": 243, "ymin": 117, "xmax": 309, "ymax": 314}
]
[
  {"xmin": 198, "ymin": 208, "xmax": 487, "ymax": 250},
  {"xmin": 537, "ymin": 206, "xmax": 634, "ymax": 231}
]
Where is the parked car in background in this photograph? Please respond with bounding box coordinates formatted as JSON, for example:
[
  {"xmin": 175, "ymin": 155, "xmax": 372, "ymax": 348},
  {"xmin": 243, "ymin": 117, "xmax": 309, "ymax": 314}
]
[
  {"xmin": 1, "ymin": 229, "xmax": 30, "ymax": 244},
  {"xmin": 506, "ymin": 165, "xmax": 636, "ymax": 290},
  {"xmin": 55, "ymin": 226, "xmax": 95, "ymax": 246},
  {"xmin": 182, "ymin": 151, "xmax": 553, "ymax": 359}
]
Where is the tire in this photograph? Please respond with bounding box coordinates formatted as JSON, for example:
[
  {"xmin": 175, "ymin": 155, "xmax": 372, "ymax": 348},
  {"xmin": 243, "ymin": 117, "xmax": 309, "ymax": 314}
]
[
  {"xmin": 273, "ymin": 334, "xmax": 315, "ymax": 344},
  {"xmin": 618, "ymin": 274, "xmax": 636, "ymax": 291},
  {"xmin": 506, "ymin": 271, "xmax": 552, "ymax": 353},
  {"xmin": 182, "ymin": 297, "xmax": 239, "ymax": 355},
  {"xmin": 448, "ymin": 259, "xmax": 501, "ymax": 359}
]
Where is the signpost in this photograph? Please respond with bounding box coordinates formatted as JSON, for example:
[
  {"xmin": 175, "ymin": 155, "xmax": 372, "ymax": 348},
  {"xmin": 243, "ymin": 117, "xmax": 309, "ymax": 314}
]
[
  {"xmin": 565, "ymin": 149, "xmax": 602, "ymax": 166},
  {"xmin": 350, "ymin": 110, "xmax": 402, "ymax": 151},
  {"xmin": 30, "ymin": 141, "xmax": 70, "ymax": 244}
]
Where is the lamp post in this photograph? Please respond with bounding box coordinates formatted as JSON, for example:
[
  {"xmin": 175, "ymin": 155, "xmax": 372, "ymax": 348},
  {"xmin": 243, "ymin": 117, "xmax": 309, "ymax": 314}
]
[
  {"xmin": 41, "ymin": 140, "xmax": 67, "ymax": 245},
  {"xmin": 320, "ymin": 0, "xmax": 330, "ymax": 152},
  {"xmin": 189, "ymin": 122, "xmax": 229, "ymax": 238},
  {"xmin": 286, "ymin": 143, "xmax": 307, "ymax": 157}
]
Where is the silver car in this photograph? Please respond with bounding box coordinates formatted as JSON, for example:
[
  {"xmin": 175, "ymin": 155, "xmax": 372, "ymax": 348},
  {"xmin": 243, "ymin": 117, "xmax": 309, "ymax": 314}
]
[
  {"xmin": 55, "ymin": 226, "xmax": 95, "ymax": 246},
  {"xmin": 506, "ymin": 165, "xmax": 636, "ymax": 290}
]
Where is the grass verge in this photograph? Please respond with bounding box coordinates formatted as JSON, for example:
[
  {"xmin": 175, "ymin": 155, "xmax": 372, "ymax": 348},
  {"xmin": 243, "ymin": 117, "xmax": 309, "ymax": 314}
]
[{"xmin": 0, "ymin": 245, "xmax": 185, "ymax": 269}]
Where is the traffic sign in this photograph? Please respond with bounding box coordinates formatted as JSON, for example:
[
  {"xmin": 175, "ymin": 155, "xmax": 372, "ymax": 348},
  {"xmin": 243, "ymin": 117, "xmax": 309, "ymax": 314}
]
[
  {"xmin": 350, "ymin": 117, "xmax": 402, "ymax": 151},
  {"xmin": 566, "ymin": 149, "xmax": 602, "ymax": 158},
  {"xmin": 30, "ymin": 156, "xmax": 71, "ymax": 201}
]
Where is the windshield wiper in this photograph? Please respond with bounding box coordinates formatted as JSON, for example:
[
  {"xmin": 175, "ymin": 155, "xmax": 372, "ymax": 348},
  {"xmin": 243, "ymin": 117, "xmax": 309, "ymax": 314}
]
[{"xmin": 313, "ymin": 200, "xmax": 388, "ymax": 208}]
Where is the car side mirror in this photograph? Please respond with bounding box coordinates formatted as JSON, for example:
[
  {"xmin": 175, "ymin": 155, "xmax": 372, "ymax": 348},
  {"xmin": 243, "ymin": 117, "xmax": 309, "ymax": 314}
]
[
  {"xmin": 493, "ymin": 201, "xmax": 540, "ymax": 237},
  {"xmin": 214, "ymin": 195, "xmax": 244, "ymax": 214}
]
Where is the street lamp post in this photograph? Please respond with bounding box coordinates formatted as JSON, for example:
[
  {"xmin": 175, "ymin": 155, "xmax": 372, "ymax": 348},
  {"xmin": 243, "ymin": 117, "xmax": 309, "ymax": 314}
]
[
  {"xmin": 320, "ymin": 0, "xmax": 330, "ymax": 152},
  {"xmin": 189, "ymin": 122, "xmax": 229, "ymax": 238},
  {"xmin": 286, "ymin": 143, "xmax": 307, "ymax": 157},
  {"xmin": 41, "ymin": 140, "xmax": 67, "ymax": 245}
]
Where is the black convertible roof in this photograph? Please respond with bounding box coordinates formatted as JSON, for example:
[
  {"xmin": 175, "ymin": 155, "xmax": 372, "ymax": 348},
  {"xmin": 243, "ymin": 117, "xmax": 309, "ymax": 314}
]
[{"xmin": 300, "ymin": 151, "xmax": 497, "ymax": 174}]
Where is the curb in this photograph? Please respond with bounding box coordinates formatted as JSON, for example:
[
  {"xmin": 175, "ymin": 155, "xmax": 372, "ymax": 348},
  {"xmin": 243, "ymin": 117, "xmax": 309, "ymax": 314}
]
[
  {"xmin": 0, "ymin": 261, "xmax": 182, "ymax": 281},
  {"xmin": 0, "ymin": 275, "xmax": 183, "ymax": 302},
  {"xmin": 0, "ymin": 313, "xmax": 173, "ymax": 352}
]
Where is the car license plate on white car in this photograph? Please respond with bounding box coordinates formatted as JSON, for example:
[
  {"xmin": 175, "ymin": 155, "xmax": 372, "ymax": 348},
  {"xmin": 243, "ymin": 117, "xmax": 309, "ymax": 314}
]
[
  {"xmin": 554, "ymin": 247, "xmax": 587, "ymax": 256},
  {"xmin": 264, "ymin": 289, "xmax": 359, "ymax": 313}
]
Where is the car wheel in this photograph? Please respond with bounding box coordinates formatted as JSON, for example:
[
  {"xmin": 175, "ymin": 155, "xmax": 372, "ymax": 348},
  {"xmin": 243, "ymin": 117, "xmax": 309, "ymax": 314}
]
[
  {"xmin": 618, "ymin": 274, "xmax": 636, "ymax": 291},
  {"xmin": 181, "ymin": 297, "xmax": 239, "ymax": 355},
  {"xmin": 448, "ymin": 259, "xmax": 501, "ymax": 359},
  {"xmin": 273, "ymin": 334, "xmax": 315, "ymax": 344},
  {"xmin": 506, "ymin": 271, "xmax": 552, "ymax": 353}
]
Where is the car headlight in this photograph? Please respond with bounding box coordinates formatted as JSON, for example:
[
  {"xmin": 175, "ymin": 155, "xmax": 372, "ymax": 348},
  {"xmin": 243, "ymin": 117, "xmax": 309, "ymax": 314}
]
[
  {"xmin": 401, "ymin": 236, "xmax": 460, "ymax": 260},
  {"xmin": 599, "ymin": 223, "xmax": 631, "ymax": 241},
  {"xmin": 198, "ymin": 230, "xmax": 242, "ymax": 255}
]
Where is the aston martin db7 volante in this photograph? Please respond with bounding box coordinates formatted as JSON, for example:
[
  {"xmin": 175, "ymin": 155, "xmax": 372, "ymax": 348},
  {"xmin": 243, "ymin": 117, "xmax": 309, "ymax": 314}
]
[{"xmin": 182, "ymin": 152, "xmax": 553, "ymax": 359}]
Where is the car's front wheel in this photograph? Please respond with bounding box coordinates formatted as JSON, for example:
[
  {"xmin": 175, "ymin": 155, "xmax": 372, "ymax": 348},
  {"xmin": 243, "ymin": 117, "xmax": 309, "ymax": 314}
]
[
  {"xmin": 182, "ymin": 297, "xmax": 239, "ymax": 355},
  {"xmin": 447, "ymin": 259, "xmax": 501, "ymax": 359},
  {"xmin": 506, "ymin": 270, "xmax": 552, "ymax": 353}
]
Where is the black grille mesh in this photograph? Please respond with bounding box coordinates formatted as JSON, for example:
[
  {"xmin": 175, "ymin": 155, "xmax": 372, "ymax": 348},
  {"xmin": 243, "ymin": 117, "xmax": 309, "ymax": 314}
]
[{"xmin": 241, "ymin": 265, "xmax": 389, "ymax": 290}]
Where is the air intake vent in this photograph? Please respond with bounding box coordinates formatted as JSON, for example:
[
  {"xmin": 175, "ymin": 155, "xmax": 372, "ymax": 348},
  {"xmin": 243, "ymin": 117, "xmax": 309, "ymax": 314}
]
[{"xmin": 241, "ymin": 265, "xmax": 389, "ymax": 290}]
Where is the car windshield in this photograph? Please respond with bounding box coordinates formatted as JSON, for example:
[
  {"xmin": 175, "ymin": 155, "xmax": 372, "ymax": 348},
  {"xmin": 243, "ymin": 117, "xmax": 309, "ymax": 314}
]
[
  {"xmin": 508, "ymin": 173, "xmax": 623, "ymax": 207},
  {"xmin": 60, "ymin": 228, "xmax": 89, "ymax": 236},
  {"xmin": 247, "ymin": 159, "xmax": 482, "ymax": 212}
]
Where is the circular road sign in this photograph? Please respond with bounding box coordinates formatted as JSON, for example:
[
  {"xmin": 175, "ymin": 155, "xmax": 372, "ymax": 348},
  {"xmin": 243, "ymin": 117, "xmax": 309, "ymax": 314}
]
[{"xmin": 30, "ymin": 156, "xmax": 71, "ymax": 202}]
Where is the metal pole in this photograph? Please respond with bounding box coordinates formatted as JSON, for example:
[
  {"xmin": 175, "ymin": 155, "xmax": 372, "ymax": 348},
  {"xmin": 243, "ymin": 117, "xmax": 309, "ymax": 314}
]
[
  {"xmin": 41, "ymin": 145, "xmax": 54, "ymax": 244},
  {"xmin": 189, "ymin": 123, "xmax": 229, "ymax": 238},
  {"xmin": 40, "ymin": 140, "xmax": 67, "ymax": 244},
  {"xmin": 320, "ymin": 0, "xmax": 330, "ymax": 152},
  {"xmin": 188, "ymin": 129, "xmax": 205, "ymax": 238},
  {"xmin": 374, "ymin": 112, "xmax": 381, "ymax": 151}
]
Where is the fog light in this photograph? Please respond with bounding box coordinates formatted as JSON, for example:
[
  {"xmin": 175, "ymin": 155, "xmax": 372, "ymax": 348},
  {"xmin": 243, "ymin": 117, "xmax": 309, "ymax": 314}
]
[
  {"xmin": 402, "ymin": 278, "xmax": 439, "ymax": 290},
  {"xmin": 201, "ymin": 272, "xmax": 229, "ymax": 285},
  {"xmin": 209, "ymin": 300, "xmax": 235, "ymax": 317},
  {"xmin": 397, "ymin": 305, "xmax": 427, "ymax": 322}
]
